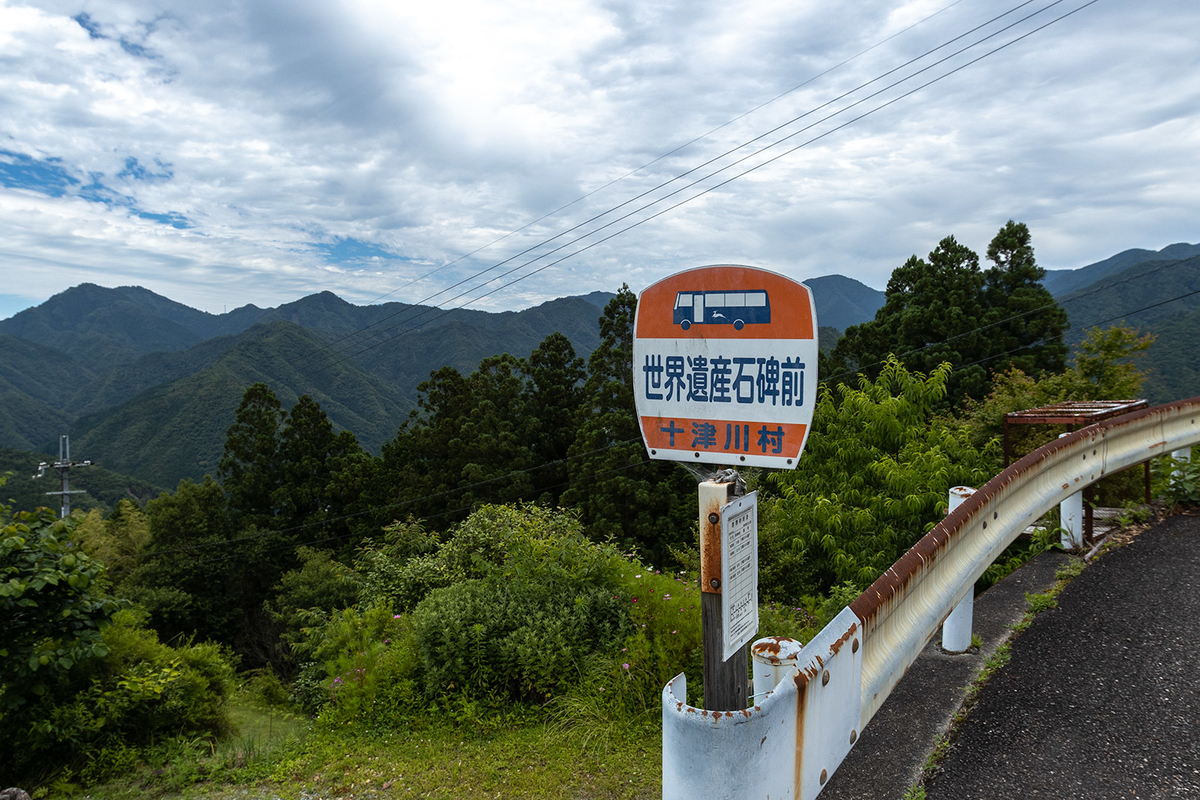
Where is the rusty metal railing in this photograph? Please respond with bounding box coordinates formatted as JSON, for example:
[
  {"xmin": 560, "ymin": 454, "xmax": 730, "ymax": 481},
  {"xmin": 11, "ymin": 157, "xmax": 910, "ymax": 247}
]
[{"xmin": 663, "ymin": 397, "xmax": 1200, "ymax": 800}]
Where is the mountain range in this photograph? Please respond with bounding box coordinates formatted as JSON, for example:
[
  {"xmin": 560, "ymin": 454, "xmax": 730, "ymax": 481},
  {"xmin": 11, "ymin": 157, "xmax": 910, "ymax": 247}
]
[{"xmin": 1, "ymin": 247, "xmax": 1197, "ymax": 499}]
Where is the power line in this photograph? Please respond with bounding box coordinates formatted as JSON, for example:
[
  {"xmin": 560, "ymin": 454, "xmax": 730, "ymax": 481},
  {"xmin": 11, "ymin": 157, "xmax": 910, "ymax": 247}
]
[
  {"xmin": 131, "ymin": 436, "xmax": 645, "ymax": 559},
  {"xmin": 307, "ymin": 0, "xmax": 976, "ymax": 356},
  {"xmin": 823, "ymin": 253, "xmax": 1193, "ymax": 385},
  {"xmin": 313, "ymin": 0, "xmax": 1093, "ymax": 373},
  {"xmin": 130, "ymin": 259, "xmax": 1193, "ymax": 565},
  {"xmin": 305, "ymin": 0, "xmax": 1073, "ymax": 373},
  {"xmin": 168, "ymin": 454, "xmax": 661, "ymax": 569}
]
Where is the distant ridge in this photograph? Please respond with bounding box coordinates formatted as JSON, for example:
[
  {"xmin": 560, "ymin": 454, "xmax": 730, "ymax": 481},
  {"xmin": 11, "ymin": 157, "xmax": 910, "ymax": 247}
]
[
  {"xmin": 1044, "ymin": 242, "xmax": 1200, "ymax": 298},
  {"xmin": 4, "ymin": 245, "xmax": 1195, "ymax": 491},
  {"xmin": 803, "ymin": 274, "xmax": 885, "ymax": 332}
]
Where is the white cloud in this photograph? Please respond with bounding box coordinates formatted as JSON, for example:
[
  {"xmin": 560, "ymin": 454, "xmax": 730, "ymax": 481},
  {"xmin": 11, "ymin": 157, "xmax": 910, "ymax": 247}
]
[{"xmin": 0, "ymin": 0, "xmax": 1197, "ymax": 317}]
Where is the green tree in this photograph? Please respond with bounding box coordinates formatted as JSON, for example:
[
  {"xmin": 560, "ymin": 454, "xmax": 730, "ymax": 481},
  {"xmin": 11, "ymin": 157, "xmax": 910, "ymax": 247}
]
[
  {"xmin": 829, "ymin": 222, "xmax": 1068, "ymax": 406},
  {"xmin": 962, "ymin": 322, "xmax": 1157, "ymax": 463},
  {"xmin": 763, "ymin": 357, "xmax": 996, "ymax": 593},
  {"xmin": 272, "ymin": 394, "xmax": 363, "ymax": 536},
  {"xmin": 562, "ymin": 286, "xmax": 696, "ymax": 563},
  {"xmin": 73, "ymin": 499, "xmax": 151, "ymax": 589},
  {"xmin": 526, "ymin": 332, "xmax": 586, "ymax": 503},
  {"xmin": 219, "ymin": 382, "xmax": 284, "ymax": 528},
  {"xmin": 1, "ymin": 502, "xmax": 125, "ymax": 714},
  {"xmin": 123, "ymin": 477, "xmax": 243, "ymax": 646},
  {"xmin": 981, "ymin": 220, "xmax": 1069, "ymax": 377}
]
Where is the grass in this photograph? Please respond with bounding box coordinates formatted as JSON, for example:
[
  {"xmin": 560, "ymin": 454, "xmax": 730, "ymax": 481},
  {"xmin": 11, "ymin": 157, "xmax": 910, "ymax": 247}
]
[{"xmin": 72, "ymin": 699, "xmax": 661, "ymax": 800}]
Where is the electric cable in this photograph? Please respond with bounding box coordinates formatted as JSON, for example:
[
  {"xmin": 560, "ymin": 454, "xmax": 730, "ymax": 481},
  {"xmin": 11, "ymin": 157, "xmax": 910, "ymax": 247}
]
[
  {"xmin": 305, "ymin": 0, "xmax": 979, "ymax": 357},
  {"xmin": 306, "ymin": 0, "xmax": 1071, "ymax": 372},
  {"xmin": 171, "ymin": 455, "xmax": 661, "ymax": 568},
  {"xmin": 824, "ymin": 255, "xmax": 1196, "ymax": 385},
  {"xmin": 130, "ymin": 436, "xmax": 645, "ymax": 558},
  {"xmin": 313, "ymin": 0, "xmax": 1094, "ymax": 372},
  {"xmin": 130, "ymin": 266, "xmax": 1195, "ymax": 564}
]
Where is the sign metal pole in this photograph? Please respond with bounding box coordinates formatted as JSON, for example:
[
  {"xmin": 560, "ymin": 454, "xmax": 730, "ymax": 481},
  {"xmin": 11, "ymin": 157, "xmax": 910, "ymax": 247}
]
[{"xmin": 699, "ymin": 477, "xmax": 746, "ymax": 711}]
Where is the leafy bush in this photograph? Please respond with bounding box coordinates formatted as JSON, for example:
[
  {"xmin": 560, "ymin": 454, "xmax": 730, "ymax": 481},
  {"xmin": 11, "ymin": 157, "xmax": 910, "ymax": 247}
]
[
  {"xmin": 1154, "ymin": 449, "xmax": 1200, "ymax": 506},
  {"xmin": 1, "ymin": 507, "xmax": 125, "ymax": 715},
  {"xmin": 2, "ymin": 607, "xmax": 236, "ymax": 786},
  {"xmin": 765, "ymin": 358, "xmax": 995, "ymax": 593},
  {"xmin": 308, "ymin": 604, "xmax": 422, "ymax": 727},
  {"xmin": 411, "ymin": 506, "xmax": 630, "ymax": 703}
]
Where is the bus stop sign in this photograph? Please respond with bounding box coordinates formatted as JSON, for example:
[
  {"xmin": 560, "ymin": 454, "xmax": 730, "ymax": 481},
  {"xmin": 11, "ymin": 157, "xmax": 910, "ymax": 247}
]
[{"xmin": 632, "ymin": 265, "xmax": 818, "ymax": 469}]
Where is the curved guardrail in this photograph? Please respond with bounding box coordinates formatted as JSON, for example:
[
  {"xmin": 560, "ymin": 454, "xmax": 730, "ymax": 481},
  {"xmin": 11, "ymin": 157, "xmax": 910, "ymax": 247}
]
[{"xmin": 663, "ymin": 397, "xmax": 1200, "ymax": 800}]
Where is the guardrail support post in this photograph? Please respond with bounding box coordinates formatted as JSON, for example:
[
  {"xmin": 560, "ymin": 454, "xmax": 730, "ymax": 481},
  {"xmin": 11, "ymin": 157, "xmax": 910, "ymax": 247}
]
[
  {"xmin": 1060, "ymin": 490, "xmax": 1084, "ymax": 550},
  {"xmin": 1171, "ymin": 447, "xmax": 1192, "ymax": 487},
  {"xmin": 941, "ymin": 486, "xmax": 976, "ymax": 653},
  {"xmin": 750, "ymin": 637, "xmax": 802, "ymax": 697}
]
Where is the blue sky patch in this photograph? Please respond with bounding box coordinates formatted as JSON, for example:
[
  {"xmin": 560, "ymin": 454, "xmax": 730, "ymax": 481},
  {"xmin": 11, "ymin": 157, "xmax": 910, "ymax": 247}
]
[
  {"xmin": 0, "ymin": 150, "xmax": 189, "ymax": 228},
  {"xmin": 314, "ymin": 236, "xmax": 397, "ymax": 263},
  {"xmin": 118, "ymin": 157, "xmax": 173, "ymax": 182},
  {"xmin": 0, "ymin": 150, "xmax": 79, "ymax": 197},
  {"xmin": 135, "ymin": 210, "xmax": 191, "ymax": 229},
  {"xmin": 72, "ymin": 13, "xmax": 104, "ymax": 39}
]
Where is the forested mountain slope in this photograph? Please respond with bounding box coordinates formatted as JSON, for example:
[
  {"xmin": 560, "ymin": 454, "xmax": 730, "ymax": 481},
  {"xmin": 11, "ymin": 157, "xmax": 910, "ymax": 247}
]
[
  {"xmin": 1053, "ymin": 254, "xmax": 1200, "ymax": 404},
  {"xmin": 1044, "ymin": 242, "xmax": 1200, "ymax": 298},
  {"xmin": 67, "ymin": 321, "xmax": 411, "ymax": 485}
]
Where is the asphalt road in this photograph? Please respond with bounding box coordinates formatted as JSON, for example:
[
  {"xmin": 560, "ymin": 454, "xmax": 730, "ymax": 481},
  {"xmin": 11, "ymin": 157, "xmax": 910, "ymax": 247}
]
[{"xmin": 925, "ymin": 513, "xmax": 1200, "ymax": 799}]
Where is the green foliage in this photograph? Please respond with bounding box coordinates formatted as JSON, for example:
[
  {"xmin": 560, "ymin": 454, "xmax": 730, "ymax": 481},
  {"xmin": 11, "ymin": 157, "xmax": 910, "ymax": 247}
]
[
  {"xmin": 1154, "ymin": 449, "xmax": 1200, "ymax": 506},
  {"xmin": 73, "ymin": 499, "xmax": 151, "ymax": 588},
  {"xmin": 829, "ymin": 222, "xmax": 1068, "ymax": 407},
  {"xmin": 219, "ymin": 382, "xmax": 284, "ymax": 528},
  {"xmin": 353, "ymin": 519, "xmax": 442, "ymax": 611},
  {"xmin": 1025, "ymin": 590, "xmax": 1058, "ymax": 614},
  {"xmin": 765, "ymin": 357, "xmax": 995, "ymax": 593},
  {"xmin": 123, "ymin": 476, "xmax": 243, "ymax": 647},
  {"xmin": 2, "ymin": 594, "xmax": 236, "ymax": 786},
  {"xmin": 1, "ymin": 505, "xmax": 125, "ymax": 714},
  {"xmin": 562, "ymin": 286, "xmax": 695, "ymax": 563},
  {"xmin": 410, "ymin": 506, "xmax": 630, "ymax": 703},
  {"xmin": 371, "ymin": 333, "xmax": 588, "ymax": 530},
  {"xmin": 305, "ymin": 604, "xmax": 422, "ymax": 727},
  {"xmin": 264, "ymin": 546, "xmax": 361, "ymax": 675}
]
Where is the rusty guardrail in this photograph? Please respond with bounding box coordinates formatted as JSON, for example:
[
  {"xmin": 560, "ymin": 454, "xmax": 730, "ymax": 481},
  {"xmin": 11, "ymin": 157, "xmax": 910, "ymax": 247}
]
[{"xmin": 663, "ymin": 397, "xmax": 1200, "ymax": 800}]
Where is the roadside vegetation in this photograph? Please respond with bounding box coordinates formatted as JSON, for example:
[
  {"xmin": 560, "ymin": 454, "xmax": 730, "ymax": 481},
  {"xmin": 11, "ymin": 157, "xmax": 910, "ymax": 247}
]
[{"xmin": 3, "ymin": 221, "xmax": 1184, "ymax": 798}]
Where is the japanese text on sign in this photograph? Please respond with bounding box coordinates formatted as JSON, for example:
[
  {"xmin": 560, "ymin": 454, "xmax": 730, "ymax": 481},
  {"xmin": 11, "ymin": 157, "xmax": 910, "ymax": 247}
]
[
  {"xmin": 721, "ymin": 492, "xmax": 758, "ymax": 661},
  {"xmin": 641, "ymin": 355, "xmax": 806, "ymax": 407}
]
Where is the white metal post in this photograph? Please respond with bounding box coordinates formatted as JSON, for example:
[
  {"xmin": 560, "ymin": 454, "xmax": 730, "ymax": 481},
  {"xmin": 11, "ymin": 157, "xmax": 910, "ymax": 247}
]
[
  {"xmin": 941, "ymin": 486, "xmax": 976, "ymax": 653},
  {"xmin": 750, "ymin": 636, "xmax": 803, "ymax": 697},
  {"xmin": 1060, "ymin": 490, "xmax": 1084, "ymax": 550},
  {"xmin": 1171, "ymin": 447, "xmax": 1192, "ymax": 487}
]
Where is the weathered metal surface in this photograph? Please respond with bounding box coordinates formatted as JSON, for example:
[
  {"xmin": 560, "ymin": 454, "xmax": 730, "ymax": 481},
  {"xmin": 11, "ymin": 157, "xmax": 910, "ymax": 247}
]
[
  {"xmin": 663, "ymin": 398, "xmax": 1200, "ymax": 800},
  {"xmin": 700, "ymin": 480, "xmax": 727, "ymax": 595},
  {"xmin": 752, "ymin": 636, "xmax": 803, "ymax": 696},
  {"xmin": 662, "ymin": 608, "xmax": 861, "ymax": 800},
  {"xmin": 850, "ymin": 397, "xmax": 1200, "ymax": 727},
  {"xmin": 1003, "ymin": 399, "xmax": 1147, "ymax": 425}
]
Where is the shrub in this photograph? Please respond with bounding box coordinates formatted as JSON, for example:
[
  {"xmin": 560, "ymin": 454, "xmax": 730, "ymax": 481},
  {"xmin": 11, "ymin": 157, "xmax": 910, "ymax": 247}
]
[
  {"xmin": 2, "ymin": 607, "xmax": 236, "ymax": 786},
  {"xmin": 405, "ymin": 506, "xmax": 630, "ymax": 703}
]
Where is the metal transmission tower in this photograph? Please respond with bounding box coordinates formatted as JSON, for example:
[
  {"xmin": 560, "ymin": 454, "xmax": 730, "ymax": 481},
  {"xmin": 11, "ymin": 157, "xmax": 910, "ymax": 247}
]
[{"xmin": 32, "ymin": 434, "xmax": 94, "ymax": 517}]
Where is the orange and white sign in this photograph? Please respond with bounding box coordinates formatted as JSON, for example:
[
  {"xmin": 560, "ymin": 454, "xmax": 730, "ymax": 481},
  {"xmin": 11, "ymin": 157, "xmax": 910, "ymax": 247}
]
[{"xmin": 632, "ymin": 265, "xmax": 817, "ymax": 469}]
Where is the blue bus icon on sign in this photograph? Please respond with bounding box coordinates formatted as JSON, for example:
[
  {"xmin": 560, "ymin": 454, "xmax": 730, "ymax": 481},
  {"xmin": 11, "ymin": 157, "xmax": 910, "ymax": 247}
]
[{"xmin": 673, "ymin": 290, "xmax": 771, "ymax": 330}]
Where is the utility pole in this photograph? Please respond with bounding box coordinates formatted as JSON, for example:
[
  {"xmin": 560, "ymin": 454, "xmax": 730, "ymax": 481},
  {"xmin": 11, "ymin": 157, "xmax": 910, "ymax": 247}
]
[{"xmin": 32, "ymin": 434, "xmax": 94, "ymax": 517}]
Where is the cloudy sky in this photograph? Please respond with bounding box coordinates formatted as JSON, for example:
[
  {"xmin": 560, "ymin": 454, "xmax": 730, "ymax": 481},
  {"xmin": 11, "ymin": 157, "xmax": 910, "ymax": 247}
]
[{"xmin": 1, "ymin": 0, "xmax": 1197, "ymax": 319}]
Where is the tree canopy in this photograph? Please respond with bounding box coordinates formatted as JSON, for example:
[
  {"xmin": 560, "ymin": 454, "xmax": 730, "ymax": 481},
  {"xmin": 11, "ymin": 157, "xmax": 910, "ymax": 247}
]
[{"xmin": 828, "ymin": 221, "xmax": 1068, "ymax": 406}]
